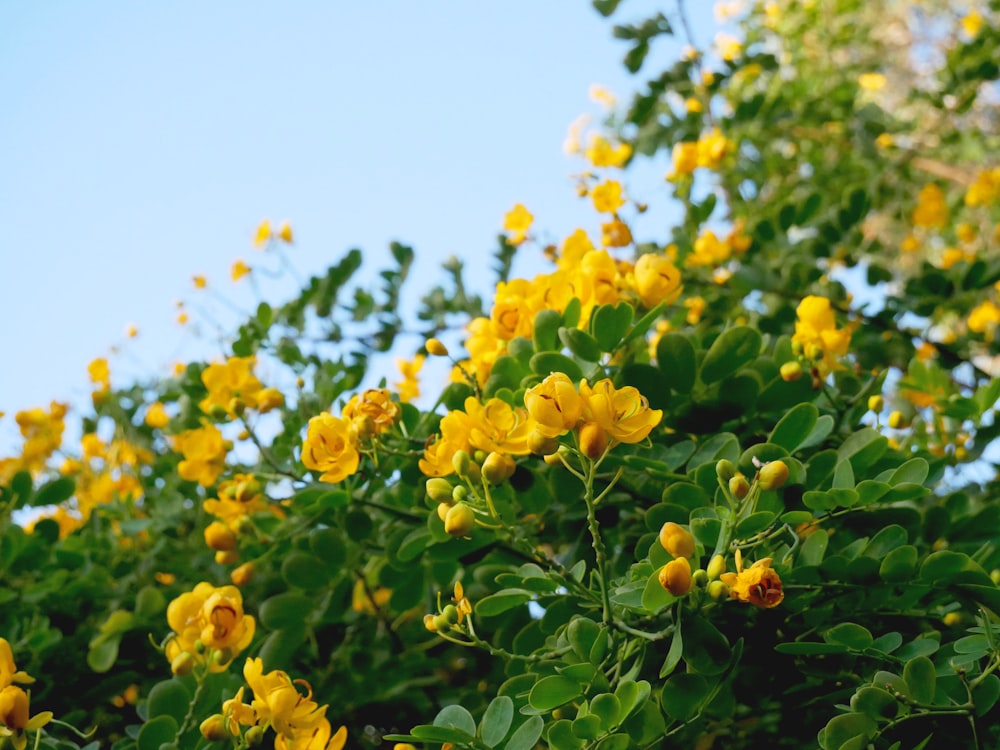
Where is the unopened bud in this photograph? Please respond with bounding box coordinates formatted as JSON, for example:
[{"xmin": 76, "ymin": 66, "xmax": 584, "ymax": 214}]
[
  {"xmin": 433, "ymin": 614, "xmax": 451, "ymax": 632},
  {"xmin": 716, "ymin": 459, "xmax": 736, "ymax": 482},
  {"xmin": 426, "ymin": 338, "xmax": 449, "ymax": 357},
  {"xmin": 691, "ymin": 569, "xmax": 709, "ymax": 588},
  {"xmin": 444, "ymin": 504, "xmax": 475, "ymax": 537},
  {"xmin": 658, "ymin": 522, "xmax": 695, "ymax": 559},
  {"xmin": 780, "ymin": 361, "xmax": 804, "ymax": 382},
  {"xmin": 442, "ymin": 604, "xmax": 460, "ymax": 624},
  {"xmin": 436, "ymin": 503, "xmax": 451, "ymax": 523},
  {"xmin": 209, "ymin": 404, "xmax": 229, "ymax": 421},
  {"xmin": 451, "ymin": 485, "xmax": 469, "ymax": 503},
  {"xmin": 706, "ymin": 554, "xmax": 726, "ymax": 581},
  {"xmin": 528, "ymin": 430, "xmax": 560, "ymax": 456},
  {"xmin": 171, "ymin": 651, "xmax": 196, "ymax": 676},
  {"xmin": 658, "ymin": 557, "xmax": 692, "ymax": 596},
  {"xmin": 708, "ymin": 580, "xmax": 729, "ymax": 601},
  {"xmin": 758, "ymin": 460, "xmax": 789, "ymax": 491},
  {"xmin": 805, "ymin": 343, "xmax": 824, "ymax": 362},
  {"xmin": 231, "ymin": 562, "xmax": 255, "ymax": 586},
  {"xmin": 452, "ymin": 450, "xmax": 471, "ymax": 478},
  {"xmin": 888, "ymin": 410, "xmax": 908, "ymax": 429},
  {"xmin": 204, "ymin": 521, "xmax": 238, "ymax": 551},
  {"xmin": 729, "ymin": 473, "xmax": 750, "ymax": 500},
  {"xmin": 215, "ymin": 549, "xmax": 239, "ymax": 565},
  {"xmin": 245, "ymin": 725, "xmax": 265, "ymax": 746},
  {"xmin": 423, "ymin": 614, "xmax": 438, "ymax": 632},
  {"xmin": 578, "ymin": 422, "xmax": 609, "ymax": 459},
  {"xmin": 426, "ymin": 478, "xmax": 454, "ymax": 503},
  {"xmin": 868, "ymin": 395, "xmax": 884, "ymax": 413},
  {"xmin": 200, "ymin": 714, "xmax": 229, "ymax": 742},
  {"xmin": 482, "ymin": 452, "xmax": 516, "ymax": 485}
]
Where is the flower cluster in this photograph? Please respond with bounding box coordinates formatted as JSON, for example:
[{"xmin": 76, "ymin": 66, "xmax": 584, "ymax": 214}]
[
  {"xmin": 301, "ymin": 388, "xmax": 400, "ymax": 484},
  {"xmin": 165, "ymin": 582, "xmax": 256, "ymax": 674},
  {"xmin": 668, "ymin": 127, "xmax": 733, "ymax": 180},
  {"xmin": 174, "ymin": 423, "xmax": 230, "ymax": 487},
  {"xmin": 0, "ymin": 639, "xmax": 51, "ymax": 750},
  {"xmin": 791, "ymin": 296, "xmax": 853, "ymax": 376},
  {"xmin": 0, "ymin": 402, "xmax": 68, "ymax": 484},
  {"xmin": 200, "ymin": 356, "xmax": 284, "ymax": 420},
  {"xmin": 202, "ymin": 658, "xmax": 347, "ymax": 750}
]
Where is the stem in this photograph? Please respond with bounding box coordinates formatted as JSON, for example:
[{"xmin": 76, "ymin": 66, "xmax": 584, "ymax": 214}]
[
  {"xmin": 177, "ymin": 666, "xmax": 209, "ymax": 739},
  {"xmin": 583, "ymin": 458, "xmax": 614, "ymax": 628}
]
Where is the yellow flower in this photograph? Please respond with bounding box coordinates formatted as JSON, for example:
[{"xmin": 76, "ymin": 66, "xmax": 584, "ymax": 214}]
[
  {"xmin": 231, "ymin": 260, "xmax": 252, "ymax": 282},
  {"xmin": 395, "ymin": 353, "xmax": 425, "ymax": 403},
  {"xmin": 193, "ymin": 274, "xmax": 208, "ymax": 289},
  {"xmin": 301, "ymin": 414, "xmax": 360, "ymax": 484},
  {"xmin": 962, "ymin": 10, "xmax": 983, "ymax": 38},
  {"xmin": 174, "ymin": 424, "xmax": 228, "ymax": 486},
  {"xmin": 591, "ymin": 179, "xmax": 625, "ymax": 214},
  {"xmin": 177, "ymin": 311, "xmax": 190, "ymax": 326},
  {"xmin": 600, "ymin": 219, "xmax": 632, "ymax": 248},
  {"xmin": 278, "ymin": 220, "xmax": 294, "ymax": 243},
  {"xmin": 584, "ymin": 135, "xmax": 631, "ymax": 168},
  {"xmin": 965, "ymin": 168, "xmax": 1000, "ymax": 206},
  {"xmin": 715, "ymin": 32, "xmax": 742, "ymax": 62},
  {"xmin": 0, "ymin": 685, "xmax": 52, "ymax": 750},
  {"xmin": 579, "ymin": 379, "xmax": 662, "ymax": 445},
  {"xmin": 351, "ymin": 579, "xmax": 392, "ymax": 615},
  {"xmin": 342, "ymin": 389, "xmax": 400, "ymax": 438},
  {"xmin": 858, "ymin": 72, "xmax": 886, "ymax": 91},
  {"xmin": 0, "ymin": 640, "xmax": 34, "ymax": 689},
  {"xmin": 125, "ymin": 323, "xmax": 138, "ymax": 338},
  {"xmin": 901, "ymin": 235, "xmax": 920, "ymax": 253},
  {"xmin": 523, "ymin": 373, "xmax": 584, "ymax": 439},
  {"xmin": 659, "ymin": 522, "xmax": 695, "ymax": 559},
  {"xmin": 276, "ymin": 720, "xmax": 347, "ymax": 750},
  {"xmin": 254, "ymin": 220, "xmax": 273, "ymax": 248},
  {"xmin": 912, "ymin": 183, "xmax": 948, "ymax": 229},
  {"xmin": 670, "ymin": 141, "xmax": 699, "ymax": 178},
  {"xmin": 419, "ymin": 410, "xmax": 473, "ymax": 478},
  {"xmin": 719, "ymin": 549, "xmax": 784, "ymax": 608},
  {"xmin": 939, "ymin": 247, "xmax": 971, "ymax": 270},
  {"xmin": 204, "ymin": 521, "xmax": 238, "ymax": 552},
  {"xmin": 696, "ymin": 128, "xmax": 731, "ymax": 169},
  {"xmin": 875, "ymin": 133, "xmax": 894, "ymax": 149},
  {"xmin": 588, "ymin": 84, "xmax": 616, "ymax": 108},
  {"xmin": 684, "ymin": 97, "xmax": 702, "ymax": 113},
  {"xmin": 464, "ymin": 397, "xmax": 535, "ymax": 457},
  {"xmin": 956, "ymin": 223, "xmax": 976, "ymax": 244},
  {"xmin": 632, "ymin": 253, "xmax": 683, "ymax": 308},
  {"xmin": 166, "ymin": 582, "xmax": 255, "ymax": 672},
  {"xmin": 685, "ymin": 296, "xmax": 706, "ymax": 325},
  {"xmin": 968, "ymin": 300, "xmax": 1000, "ymax": 339},
  {"xmin": 791, "ymin": 296, "xmax": 852, "ymax": 375},
  {"xmin": 88, "ymin": 357, "xmax": 110, "ymax": 392},
  {"xmin": 503, "ymin": 203, "xmax": 534, "ymax": 245},
  {"xmin": 200, "ymin": 356, "xmax": 264, "ymax": 419},
  {"xmin": 243, "ymin": 658, "xmax": 327, "ymax": 739}
]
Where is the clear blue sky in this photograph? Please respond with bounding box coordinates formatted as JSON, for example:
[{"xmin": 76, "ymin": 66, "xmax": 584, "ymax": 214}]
[{"xmin": 0, "ymin": 2, "xmax": 718, "ymax": 452}]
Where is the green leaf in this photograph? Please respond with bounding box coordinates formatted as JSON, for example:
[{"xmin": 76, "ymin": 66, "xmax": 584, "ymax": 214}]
[
  {"xmin": 136, "ymin": 715, "xmax": 178, "ymax": 750},
  {"xmin": 592, "ymin": 0, "xmax": 622, "ymax": 17},
  {"xmin": 824, "ymin": 623, "xmax": 873, "ymax": 650},
  {"xmin": 547, "ymin": 719, "xmax": 583, "ymax": 750},
  {"xmin": 863, "ymin": 525, "xmax": 908, "ymax": 558},
  {"xmin": 879, "ymin": 545, "xmax": 918, "ymax": 582},
  {"xmin": 774, "ymin": 642, "xmax": 848, "ymax": 655},
  {"xmin": 529, "ymin": 675, "xmax": 583, "ymax": 711},
  {"xmin": 434, "ymin": 704, "xmax": 477, "ymax": 737},
  {"xmin": 659, "ymin": 623, "xmax": 683, "ymax": 678},
  {"xmin": 799, "ymin": 414, "xmax": 835, "ymax": 450},
  {"xmin": 530, "ymin": 352, "xmax": 585, "ymax": 382},
  {"xmin": 32, "ymin": 477, "xmax": 75, "ymax": 507},
  {"xmin": 475, "ymin": 589, "xmax": 532, "ymax": 617},
  {"xmin": 822, "ymin": 712, "xmax": 877, "ymax": 750},
  {"xmin": 147, "ymin": 679, "xmax": 190, "ymax": 725},
  {"xmin": 850, "ymin": 686, "xmax": 898, "ymax": 721},
  {"xmin": 397, "ymin": 528, "xmax": 433, "ymax": 562},
  {"xmin": 700, "ymin": 327, "xmax": 762, "ymax": 384},
  {"xmin": 614, "ymin": 680, "xmax": 649, "ymax": 722},
  {"xmin": 480, "ymin": 696, "xmax": 514, "ymax": 748},
  {"xmin": 736, "ymin": 512, "xmax": 776, "ymax": 537},
  {"xmin": 259, "ymin": 592, "xmax": 315, "ymax": 630},
  {"xmin": 281, "ymin": 551, "xmax": 331, "ymax": 590},
  {"xmin": 656, "ymin": 333, "xmax": 697, "ymax": 393},
  {"xmin": 411, "ymin": 725, "xmax": 477, "ymax": 743},
  {"xmin": 799, "ymin": 529, "xmax": 828, "ymax": 566},
  {"xmin": 86, "ymin": 637, "xmax": 120, "ymax": 673},
  {"xmin": 590, "ymin": 693, "xmax": 622, "ymax": 730},
  {"xmin": 560, "ymin": 327, "xmax": 603, "ymax": 362},
  {"xmin": 769, "ymin": 403, "xmax": 819, "ymax": 453},
  {"xmin": 832, "ymin": 460, "xmax": 855, "ymax": 489},
  {"xmin": 309, "ymin": 528, "xmax": 347, "ymax": 566},
  {"xmin": 642, "ymin": 570, "xmax": 677, "ymax": 614},
  {"xmin": 567, "ymin": 617, "xmax": 602, "ymax": 662},
  {"xmin": 903, "ymin": 656, "xmax": 936, "ymax": 704},
  {"xmin": 797, "ymin": 192, "xmax": 823, "ymax": 224},
  {"xmin": 888, "ymin": 458, "xmax": 929, "ymax": 486},
  {"xmin": 973, "ymin": 674, "xmax": 1000, "ymax": 717},
  {"xmin": 920, "ymin": 550, "xmax": 991, "ymax": 585},
  {"xmin": 507, "ymin": 715, "xmax": 544, "ymax": 750},
  {"xmin": 596, "ymin": 734, "xmax": 630, "ymax": 750},
  {"xmin": 592, "ymin": 302, "xmax": 633, "ymax": 352},
  {"xmin": 837, "ymin": 427, "xmax": 888, "ymax": 473},
  {"xmin": 534, "ymin": 309, "xmax": 563, "ymax": 352},
  {"xmin": 572, "ymin": 714, "xmax": 602, "ymax": 740},
  {"xmin": 660, "ymin": 673, "xmax": 708, "ymax": 721}
]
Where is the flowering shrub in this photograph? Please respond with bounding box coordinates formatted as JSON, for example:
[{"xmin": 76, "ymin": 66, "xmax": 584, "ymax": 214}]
[{"xmin": 1, "ymin": 2, "xmax": 1000, "ymax": 750}]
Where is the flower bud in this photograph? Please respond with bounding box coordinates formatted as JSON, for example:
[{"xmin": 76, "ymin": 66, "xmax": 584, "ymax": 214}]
[
  {"xmin": 452, "ymin": 485, "xmax": 469, "ymax": 503},
  {"xmin": 758, "ymin": 460, "xmax": 789, "ymax": 491},
  {"xmin": 868, "ymin": 395, "xmax": 884, "ymax": 413},
  {"xmin": 780, "ymin": 361, "xmax": 804, "ymax": 382},
  {"xmin": 444, "ymin": 504, "xmax": 475, "ymax": 537},
  {"xmin": 215, "ymin": 549, "xmax": 239, "ymax": 565},
  {"xmin": 436, "ymin": 503, "xmax": 451, "ymax": 523},
  {"xmin": 691, "ymin": 569, "xmax": 709, "ymax": 588},
  {"xmin": 481, "ymin": 452, "xmax": 516, "ymax": 485},
  {"xmin": 658, "ymin": 557, "xmax": 692, "ymax": 596},
  {"xmin": 706, "ymin": 554, "xmax": 726, "ymax": 581},
  {"xmin": 452, "ymin": 450, "xmax": 471, "ymax": 478},
  {"xmin": 888, "ymin": 410, "xmax": 908, "ymax": 429},
  {"xmin": 200, "ymin": 714, "xmax": 230, "ymax": 742},
  {"xmin": 423, "ymin": 614, "xmax": 438, "ymax": 632},
  {"xmin": 209, "ymin": 404, "xmax": 229, "ymax": 420},
  {"xmin": 204, "ymin": 521, "xmax": 237, "ymax": 552},
  {"xmin": 171, "ymin": 651, "xmax": 196, "ymax": 676},
  {"xmin": 245, "ymin": 725, "xmax": 265, "ymax": 747},
  {"xmin": 716, "ymin": 459, "xmax": 736, "ymax": 482},
  {"xmin": 658, "ymin": 522, "xmax": 695, "ymax": 559},
  {"xmin": 729, "ymin": 473, "xmax": 750, "ymax": 500},
  {"xmin": 708, "ymin": 580, "xmax": 729, "ymax": 601},
  {"xmin": 805, "ymin": 343, "xmax": 824, "ymax": 362},
  {"xmin": 426, "ymin": 338, "xmax": 449, "ymax": 357},
  {"xmin": 528, "ymin": 430, "xmax": 559, "ymax": 456},
  {"xmin": 231, "ymin": 562, "xmax": 255, "ymax": 586},
  {"xmin": 256, "ymin": 387, "xmax": 285, "ymax": 413},
  {"xmin": 442, "ymin": 604, "xmax": 460, "ymax": 625},
  {"xmin": 426, "ymin": 478, "xmax": 454, "ymax": 503},
  {"xmin": 578, "ymin": 422, "xmax": 609, "ymax": 459},
  {"xmin": 433, "ymin": 614, "xmax": 451, "ymax": 632},
  {"xmin": 213, "ymin": 648, "xmax": 233, "ymax": 666}
]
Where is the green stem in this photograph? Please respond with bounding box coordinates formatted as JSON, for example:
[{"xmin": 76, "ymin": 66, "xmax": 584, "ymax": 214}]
[
  {"xmin": 177, "ymin": 666, "xmax": 209, "ymax": 739},
  {"xmin": 583, "ymin": 458, "xmax": 614, "ymax": 629}
]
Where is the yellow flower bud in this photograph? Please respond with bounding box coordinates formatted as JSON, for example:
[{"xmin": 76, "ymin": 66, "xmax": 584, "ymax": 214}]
[
  {"xmin": 868, "ymin": 395, "xmax": 884, "ymax": 413},
  {"xmin": 423, "ymin": 614, "xmax": 439, "ymax": 632},
  {"xmin": 256, "ymin": 387, "xmax": 285, "ymax": 413},
  {"xmin": 245, "ymin": 725, "xmax": 265, "ymax": 746},
  {"xmin": 204, "ymin": 522, "xmax": 238, "ymax": 552},
  {"xmin": 888, "ymin": 410, "xmax": 907, "ymax": 429},
  {"xmin": 805, "ymin": 343, "xmax": 824, "ymax": 362},
  {"xmin": 942, "ymin": 612, "xmax": 963, "ymax": 627},
  {"xmin": 528, "ymin": 430, "xmax": 560, "ymax": 456},
  {"xmin": 230, "ymin": 562, "xmax": 255, "ymax": 586},
  {"xmin": 215, "ymin": 550, "xmax": 239, "ymax": 565},
  {"xmin": 444, "ymin": 504, "xmax": 475, "ymax": 537},
  {"xmin": 658, "ymin": 522, "xmax": 696, "ymax": 559},
  {"xmin": 426, "ymin": 478, "xmax": 454, "ymax": 503},
  {"xmin": 578, "ymin": 422, "xmax": 609, "ymax": 459},
  {"xmin": 171, "ymin": 651, "xmax": 196, "ymax": 676},
  {"xmin": 452, "ymin": 450, "xmax": 472, "ymax": 477},
  {"xmin": 436, "ymin": 503, "xmax": 452, "ymax": 523},
  {"xmin": 758, "ymin": 460, "xmax": 789, "ymax": 491},
  {"xmin": 481, "ymin": 452, "xmax": 516, "ymax": 485},
  {"xmin": 780, "ymin": 361, "xmax": 804, "ymax": 382},
  {"xmin": 200, "ymin": 714, "xmax": 230, "ymax": 742},
  {"xmin": 706, "ymin": 554, "xmax": 726, "ymax": 581},
  {"xmin": 426, "ymin": 338, "xmax": 449, "ymax": 357},
  {"xmin": 707, "ymin": 579, "xmax": 729, "ymax": 601},
  {"xmin": 729, "ymin": 473, "xmax": 750, "ymax": 499},
  {"xmin": 442, "ymin": 604, "xmax": 460, "ymax": 624},
  {"xmin": 691, "ymin": 569, "xmax": 708, "ymax": 588},
  {"xmin": 658, "ymin": 557, "xmax": 692, "ymax": 596}
]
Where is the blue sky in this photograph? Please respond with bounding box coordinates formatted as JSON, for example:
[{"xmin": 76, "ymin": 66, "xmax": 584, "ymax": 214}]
[{"xmin": 0, "ymin": 2, "xmax": 718, "ymax": 452}]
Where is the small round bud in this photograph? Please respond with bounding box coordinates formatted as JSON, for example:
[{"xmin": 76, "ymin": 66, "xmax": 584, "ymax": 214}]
[
  {"xmin": 444, "ymin": 504, "xmax": 475, "ymax": 537},
  {"xmin": 231, "ymin": 562, "xmax": 255, "ymax": 586},
  {"xmin": 209, "ymin": 404, "xmax": 229, "ymax": 421},
  {"xmin": 706, "ymin": 554, "xmax": 726, "ymax": 581},
  {"xmin": 528, "ymin": 430, "xmax": 560, "ymax": 456},
  {"xmin": 707, "ymin": 580, "xmax": 729, "ymax": 601},
  {"xmin": 888, "ymin": 410, "xmax": 908, "ymax": 429},
  {"xmin": 691, "ymin": 569, "xmax": 709, "ymax": 588},
  {"xmin": 716, "ymin": 459, "xmax": 736, "ymax": 482},
  {"xmin": 213, "ymin": 648, "xmax": 233, "ymax": 666},
  {"xmin": 868, "ymin": 395, "xmax": 884, "ymax": 413},
  {"xmin": 245, "ymin": 725, "xmax": 265, "ymax": 747},
  {"xmin": 451, "ymin": 485, "xmax": 469, "ymax": 503},
  {"xmin": 780, "ymin": 361, "xmax": 804, "ymax": 382},
  {"xmin": 578, "ymin": 422, "xmax": 609, "ymax": 460},
  {"xmin": 482, "ymin": 452, "xmax": 516, "ymax": 485},
  {"xmin": 433, "ymin": 613, "xmax": 451, "ymax": 632},
  {"xmin": 200, "ymin": 714, "xmax": 230, "ymax": 742},
  {"xmin": 805, "ymin": 343, "xmax": 824, "ymax": 362},
  {"xmin": 423, "ymin": 614, "xmax": 439, "ymax": 632},
  {"xmin": 942, "ymin": 612, "xmax": 963, "ymax": 627},
  {"xmin": 442, "ymin": 604, "xmax": 460, "ymax": 624},
  {"xmin": 436, "ymin": 503, "xmax": 451, "ymax": 523},
  {"xmin": 729, "ymin": 473, "xmax": 750, "ymax": 500},
  {"xmin": 171, "ymin": 651, "xmax": 196, "ymax": 676},
  {"xmin": 473, "ymin": 449, "xmax": 488, "ymax": 465},
  {"xmin": 452, "ymin": 450, "xmax": 471, "ymax": 478},
  {"xmin": 758, "ymin": 460, "xmax": 789, "ymax": 491},
  {"xmin": 426, "ymin": 338, "xmax": 449, "ymax": 357},
  {"xmin": 658, "ymin": 557, "xmax": 692, "ymax": 596},
  {"xmin": 204, "ymin": 521, "xmax": 238, "ymax": 551},
  {"xmin": 215, "ymin": 549, "xmax": 239, "ymax": 565},
  {"xmin": 426, "ymin": 478, "xmax": 454, "ymax": 503},
  {"xmin": 991, "ymin": 569, "xmax": 1000, "ymax": 586}
]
